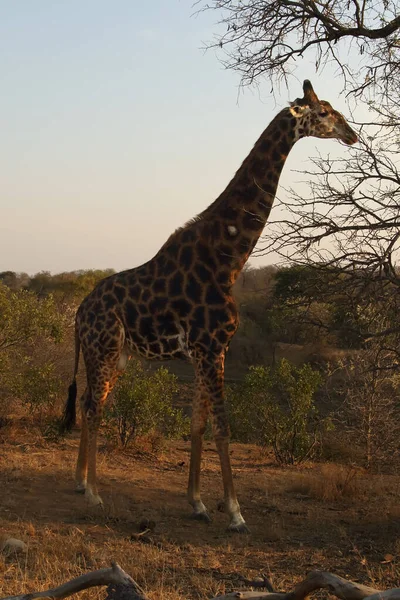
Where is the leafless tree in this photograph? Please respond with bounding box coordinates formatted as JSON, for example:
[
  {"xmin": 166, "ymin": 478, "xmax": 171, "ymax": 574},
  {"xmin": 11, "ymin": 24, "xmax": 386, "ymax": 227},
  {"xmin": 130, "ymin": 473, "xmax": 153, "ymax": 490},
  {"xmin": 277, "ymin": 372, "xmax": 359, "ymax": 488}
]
[
  {"xmin": 198, "ymin": 0, "xmax": 400, "ymax": 97},
  {"xmin": 199, "ymin": 0, "xmax": 400, "ymax": 359}
]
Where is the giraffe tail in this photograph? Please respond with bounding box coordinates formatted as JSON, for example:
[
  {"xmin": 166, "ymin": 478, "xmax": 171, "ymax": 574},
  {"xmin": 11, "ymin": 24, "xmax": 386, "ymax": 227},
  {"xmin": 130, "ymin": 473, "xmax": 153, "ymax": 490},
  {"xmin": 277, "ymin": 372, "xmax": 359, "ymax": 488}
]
[{"xmin": 60, "ymin": 330, "xmax": 80, "ymax": 433}]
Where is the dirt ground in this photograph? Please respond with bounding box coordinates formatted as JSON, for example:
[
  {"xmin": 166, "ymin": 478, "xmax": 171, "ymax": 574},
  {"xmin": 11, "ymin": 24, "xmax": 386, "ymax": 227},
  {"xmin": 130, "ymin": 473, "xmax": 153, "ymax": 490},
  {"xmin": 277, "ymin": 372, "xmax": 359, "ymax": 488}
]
[{"xmin": 1, "ymin": 422, "xmax": 400, "ymax": 600}]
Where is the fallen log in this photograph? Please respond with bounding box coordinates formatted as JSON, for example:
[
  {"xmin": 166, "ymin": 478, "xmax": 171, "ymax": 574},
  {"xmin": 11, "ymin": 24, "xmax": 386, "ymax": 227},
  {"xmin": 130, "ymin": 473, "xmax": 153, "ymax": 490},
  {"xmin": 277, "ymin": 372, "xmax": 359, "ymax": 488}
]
[
  {"xmin": 2, "ymin": 566, "xmax": 399, "ymax": 600},
  {"xmin": 0, "ymin": 563, "xmax": 148, "ymax": 600},
  {"xmin": 213, "ymin": 571, "xmax": 400, "ymax": 600}
]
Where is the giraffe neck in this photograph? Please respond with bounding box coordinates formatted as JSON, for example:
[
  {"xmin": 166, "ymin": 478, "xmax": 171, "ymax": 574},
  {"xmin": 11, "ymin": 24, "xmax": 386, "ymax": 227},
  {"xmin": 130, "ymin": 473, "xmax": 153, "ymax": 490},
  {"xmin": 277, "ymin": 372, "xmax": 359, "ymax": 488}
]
[{"xmin": 200, "ymin": 107, "xmax": 301, "ymax": 283}]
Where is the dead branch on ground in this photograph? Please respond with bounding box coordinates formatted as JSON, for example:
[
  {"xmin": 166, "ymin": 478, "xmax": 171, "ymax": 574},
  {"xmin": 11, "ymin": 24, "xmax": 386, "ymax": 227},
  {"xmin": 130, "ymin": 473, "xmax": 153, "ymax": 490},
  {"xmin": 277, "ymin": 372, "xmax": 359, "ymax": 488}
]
[
  {"xmin": 2, "ymin": 566, "xmax": 400, "ymax": 600},
  {"xmin": 0, "ymin": 563, "xmax": 148, "ymax": 600}
]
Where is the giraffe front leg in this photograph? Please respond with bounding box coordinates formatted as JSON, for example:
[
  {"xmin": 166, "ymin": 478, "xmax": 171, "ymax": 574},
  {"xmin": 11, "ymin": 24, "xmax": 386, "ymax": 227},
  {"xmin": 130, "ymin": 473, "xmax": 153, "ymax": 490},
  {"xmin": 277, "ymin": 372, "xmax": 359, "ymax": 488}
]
[
  {"xmin": 214, "ymin": 434, "xmax": 248, "ymax": 533},
  {"xmin": 187, "ymin": 386, "xmax": 211, "ymax": 522},
  {"xmin": 207, "ymin": 354, "xmax": 249, "ymax": 533}
]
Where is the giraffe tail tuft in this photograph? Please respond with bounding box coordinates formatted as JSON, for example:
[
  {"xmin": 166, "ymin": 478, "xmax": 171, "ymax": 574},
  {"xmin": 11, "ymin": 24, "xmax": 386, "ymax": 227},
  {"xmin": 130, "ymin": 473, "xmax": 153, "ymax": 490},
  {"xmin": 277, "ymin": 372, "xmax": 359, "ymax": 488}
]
[
  {"xmin": 60, "ymin": 325, "xmax": 80, "ymax": 433},
  {"xmin": 60, "ymin": 380, "xmax": 77, "ymax": 432}
]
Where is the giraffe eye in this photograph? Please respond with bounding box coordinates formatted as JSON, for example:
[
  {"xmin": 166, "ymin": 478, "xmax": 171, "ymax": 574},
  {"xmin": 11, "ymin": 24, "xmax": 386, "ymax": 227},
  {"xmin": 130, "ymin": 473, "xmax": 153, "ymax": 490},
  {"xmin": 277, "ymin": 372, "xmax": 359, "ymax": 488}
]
[{"xmin": 319, "ymin": 110, "xmax": 328, "ymax": 117}]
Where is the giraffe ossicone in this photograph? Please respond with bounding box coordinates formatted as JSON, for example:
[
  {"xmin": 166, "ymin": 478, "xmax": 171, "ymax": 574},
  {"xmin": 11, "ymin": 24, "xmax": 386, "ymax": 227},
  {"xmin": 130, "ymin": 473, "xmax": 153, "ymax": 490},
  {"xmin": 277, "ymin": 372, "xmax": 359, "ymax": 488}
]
[{"xmin": 61, "ymin": 80, "xmax": 357, "ymax": 533}]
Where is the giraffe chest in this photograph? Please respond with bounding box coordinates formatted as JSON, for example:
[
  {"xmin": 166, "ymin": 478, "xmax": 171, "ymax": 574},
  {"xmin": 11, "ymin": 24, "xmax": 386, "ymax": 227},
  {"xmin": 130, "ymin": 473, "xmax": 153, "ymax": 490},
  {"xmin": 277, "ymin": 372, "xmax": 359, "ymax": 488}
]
[{"xmin": 124, "ymin": 309, "xmax": 191, "ymax": 361}]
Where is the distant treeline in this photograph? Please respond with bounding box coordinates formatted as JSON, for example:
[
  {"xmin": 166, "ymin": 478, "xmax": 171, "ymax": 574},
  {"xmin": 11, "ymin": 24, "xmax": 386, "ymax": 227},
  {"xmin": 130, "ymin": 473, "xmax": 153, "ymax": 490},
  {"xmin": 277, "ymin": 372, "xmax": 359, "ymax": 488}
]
[{"xmin": 0, "ymin": 264, "xmax": 383, "ymax": 358}]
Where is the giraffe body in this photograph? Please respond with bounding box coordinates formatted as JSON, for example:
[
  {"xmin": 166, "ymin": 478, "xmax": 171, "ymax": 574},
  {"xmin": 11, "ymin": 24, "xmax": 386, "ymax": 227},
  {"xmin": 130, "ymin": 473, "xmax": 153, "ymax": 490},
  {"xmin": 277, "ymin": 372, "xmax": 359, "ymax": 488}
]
[{"xmin": 62, "ymin": 81, "xmax": 357, "ymax": 531}]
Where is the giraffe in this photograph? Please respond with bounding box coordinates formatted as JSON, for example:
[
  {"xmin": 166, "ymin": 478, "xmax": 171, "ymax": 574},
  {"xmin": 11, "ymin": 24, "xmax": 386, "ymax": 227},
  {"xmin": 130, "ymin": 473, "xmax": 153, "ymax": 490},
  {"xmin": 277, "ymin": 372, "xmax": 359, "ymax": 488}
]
[{"xmin": 62, "ymin": 80, "xmax": 357, "ymax": 533}]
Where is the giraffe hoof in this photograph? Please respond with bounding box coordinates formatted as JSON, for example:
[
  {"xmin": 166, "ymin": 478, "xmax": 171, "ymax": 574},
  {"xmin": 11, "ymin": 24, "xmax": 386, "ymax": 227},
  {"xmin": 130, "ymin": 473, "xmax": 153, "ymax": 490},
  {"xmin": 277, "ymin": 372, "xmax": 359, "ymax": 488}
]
[
  {"xmin": 190, "ymin": 511, "xmax": 212, "ymax": 524},
  {"xmin": 85, "ymin": 489, "xmax": 104, "ymax": 507},
  {"xmin": 227, "ymin": 521, "xmax": 250, "ymax": 534},
  {"xmin": 75, "ymin": 483, "xmax": 87, "ymax": 494}
]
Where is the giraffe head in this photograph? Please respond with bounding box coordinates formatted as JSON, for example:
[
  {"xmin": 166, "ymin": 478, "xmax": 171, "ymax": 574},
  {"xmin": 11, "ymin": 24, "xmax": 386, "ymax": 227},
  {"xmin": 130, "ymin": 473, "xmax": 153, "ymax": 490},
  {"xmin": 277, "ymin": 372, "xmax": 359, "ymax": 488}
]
[{"xmin": 290, "ymin": 80, "xmax": 358, "ymax": 145}]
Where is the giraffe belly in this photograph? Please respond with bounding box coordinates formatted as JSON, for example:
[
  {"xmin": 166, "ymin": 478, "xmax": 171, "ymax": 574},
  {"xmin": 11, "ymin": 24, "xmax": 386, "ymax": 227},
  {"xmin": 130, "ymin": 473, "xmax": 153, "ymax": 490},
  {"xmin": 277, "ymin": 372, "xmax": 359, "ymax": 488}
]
[{"xmin": 128, "ymin": 339, "xmax": 189, "ymax": 361}]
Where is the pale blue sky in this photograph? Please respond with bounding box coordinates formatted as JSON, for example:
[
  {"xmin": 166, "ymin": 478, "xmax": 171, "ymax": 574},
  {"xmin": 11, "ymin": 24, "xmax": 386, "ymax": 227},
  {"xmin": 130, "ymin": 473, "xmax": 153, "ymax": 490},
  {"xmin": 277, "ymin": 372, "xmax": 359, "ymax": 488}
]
[{"xmin": 0, "ymin": 1, "xmax": 357, "ymax": 274}]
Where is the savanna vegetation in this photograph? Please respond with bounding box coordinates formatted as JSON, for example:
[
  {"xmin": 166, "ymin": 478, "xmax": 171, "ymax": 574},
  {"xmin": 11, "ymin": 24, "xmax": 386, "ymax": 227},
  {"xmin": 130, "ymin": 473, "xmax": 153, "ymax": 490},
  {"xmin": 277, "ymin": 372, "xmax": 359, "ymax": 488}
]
[
  {"xmin": 1, "ymin": 264, "xmax": 399, "ymax": 472},
  {"xmin": 1, "ymin": 266, "xmax": 400, "ymax": 600}
]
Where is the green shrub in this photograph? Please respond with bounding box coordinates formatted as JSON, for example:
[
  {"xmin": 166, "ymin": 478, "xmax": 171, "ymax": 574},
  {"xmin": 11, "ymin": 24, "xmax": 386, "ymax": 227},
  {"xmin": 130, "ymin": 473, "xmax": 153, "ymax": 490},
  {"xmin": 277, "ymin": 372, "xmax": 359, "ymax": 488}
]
[
  {"xmin": 0, "ymin": 283, "xmax": 68, "ymax": 422},
  {"xmin": 14, "ymin": 361, "xmax": 63, "ymax": 413},
  {"xmin": 103, "ymin": 359, "xmax": 190, "ymax": 449},
  {"xmin": 227, "ymin": 359, "xmax": 325, "ymax": 464}
]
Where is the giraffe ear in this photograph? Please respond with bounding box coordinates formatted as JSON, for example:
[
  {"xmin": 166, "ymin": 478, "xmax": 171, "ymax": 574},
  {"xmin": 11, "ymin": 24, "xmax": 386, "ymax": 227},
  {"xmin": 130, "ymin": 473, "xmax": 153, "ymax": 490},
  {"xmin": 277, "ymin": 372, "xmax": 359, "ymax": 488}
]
[{"xmin": 303, "ymin": 80, "xmax": 320, "ymax": 106}]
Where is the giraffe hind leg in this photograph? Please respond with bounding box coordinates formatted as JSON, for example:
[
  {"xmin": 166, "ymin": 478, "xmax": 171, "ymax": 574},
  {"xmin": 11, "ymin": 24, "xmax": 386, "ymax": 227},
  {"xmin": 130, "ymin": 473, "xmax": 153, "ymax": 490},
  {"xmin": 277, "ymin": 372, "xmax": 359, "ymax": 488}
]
[
  {"xmin": 187, "ymin": 383, "xmax": 211, "ymax": 522},
  {"xmin": 77, "ymin": 367, "xmax": 121, "ymax": 507},
  {"xmin": 75, "ymin": 388, "xmax": 89, "ymax": 493}
]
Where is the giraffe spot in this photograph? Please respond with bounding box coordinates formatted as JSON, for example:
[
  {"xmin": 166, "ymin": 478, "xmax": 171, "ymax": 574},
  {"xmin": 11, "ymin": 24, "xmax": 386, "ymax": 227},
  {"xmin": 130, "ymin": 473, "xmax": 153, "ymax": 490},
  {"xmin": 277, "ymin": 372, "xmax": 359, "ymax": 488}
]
[
  {"xmin": 156, "ymin": 253, "xmax": 166, "ymax": 269},
  {"xmin": 215, "ymin": 268, "xmax": 229, "ymax": 284},
  {"xmin": 166, "ymin": 242, "xmax": 179, "ymax": 259},
  {"xmin": 114, "ymin": 285, "xmax": 126, "ymax": 303},
  {"xmin": 188, "ymin": 321, "xmax": 200, "ymax": 343},
  {"xmin": 280, "ymin": 137, "xmax": 291, "ymax": 154},
  {"xmin": 142, "ymin": 289, "xmax": 151, "ymax": 302},
  {"xmin": 88, "ymin": 311, "xmax": 96, "ymax": 326},
  {"xmin": 103, "ymin": 294, "xmax": 115, "ymax": 310},
  {"xmin": 192, "ymin": 306, "xmax": 206, "ymax": 327},
  {"xmin": 279, "ymin": 119, "xmax": 289, "ymax": 131},
  {"xmin": 186, "ymin": 274, "xmax": 202, "ymax": 303},
  {"xmin": 217, "ymin": 243, "xmax": 234, "ymax": 266},
  {"xmin": 205, "ymin": 285, "xmax": 225, "ymax": 306},
  {"xmin": 153, "ymin": 278, "xmax": 166, "ymax": 294},
  {"xmin": 181, "ymin": 228, "xmax": 196, "ymax": 243},
  {"xmin": 168, "ymin": 271, "xmax": 184, "ymax": 297},
  {"xmin": 208, "ymin": 308, "xmax": 228, "ymax": 331},
  {"xmin": 149, "ymin": 296, "xmax": 168, "ymax": 313},
  {"xmin": 138, "ymin": 303, "xmax": 148, "ymax": 315},
  {"xmin": 243, "ymin": 212, "xmax": 263, "ymax": 231},
  {"xmin": 99, "ymin": 331, "xmax": 109, "ymax": 345},
  {"xmin": 195, "ymin": 263, "xmax": 212, "ymax": 283},
  {"xmin": 139, "ymin": 275, "xmax": 153, "ymax": 287},
  {"xmin": 156, "ymin": 311, "xmax": 177, "ymax": 336},
  {"xmin": 221, "ymin": 206, "xmax": 237, "ymax": 220},
  {"xmin": 196, "ymin": 242, "xmax": 217, "ymax": 270},
  {"xmin": 125, "ymin": 300, "xmax": 139, "ymax": 328},
  {"xmin": 217, "ymin": 330, "xmax": 229, "ymax": 344},
  {"xmin": 198, "ymin": 331, "xmax": 211, "ymax": 347},
  {"xmin": 130, "ymin": 329, "xmax": 143, "ymax": 345},
  {"xmin": 139, "ymin": 316, "xmax": 156, "ymax": 342},
  {"xmin": 166, "ymin": 337, "xmax": 179, "ymax": 352},
  {"xmin": 272, "ymin": 128, "xmax": 281, "ymax": 141},
  {"xmin": 148, "ymin": 342, "xmax": 162, "ymax": 355},
  {"xmin": 171, "ymin": 298, "xmax": 192, "ymax": 315},
  {"xmin": 129, "ymin": 284, "xmax": 141, "ymax": 299},
  {"xmin": 179, "ymin": 245, "xmax": 194, "ymax": 270},
  {"xmin": 251, "ymin": 157, "xmax": 264, "ymax": 177},
  {"xmin": 238, "ymin": 235, "xmax": 253, "ymax": 253},
  {"xmin": 258, "ymin": 139, "xmax": 271, "ymax": 153},
  {"xmin": 272, "ymin": 149, "xmax": 281, "ymax": 163},
  {"xmin": 163, "ymin": 260, "xmax": 176, "ymax": 275},
  {"xmin": 242, "ymin": 186, "xmax": 258, "ymax": 202}
]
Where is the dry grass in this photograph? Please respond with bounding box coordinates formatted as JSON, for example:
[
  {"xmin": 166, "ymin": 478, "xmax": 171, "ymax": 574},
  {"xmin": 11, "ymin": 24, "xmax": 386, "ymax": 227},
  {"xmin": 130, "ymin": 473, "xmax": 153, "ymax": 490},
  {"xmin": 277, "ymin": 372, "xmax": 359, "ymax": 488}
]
[
  {"xmin": 289, "ymin": 464, "xmax": 366, "ymax": 503},
  {"xmin": 1, "ymin": 423, "xmax": 400, "ymax": 599}
]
